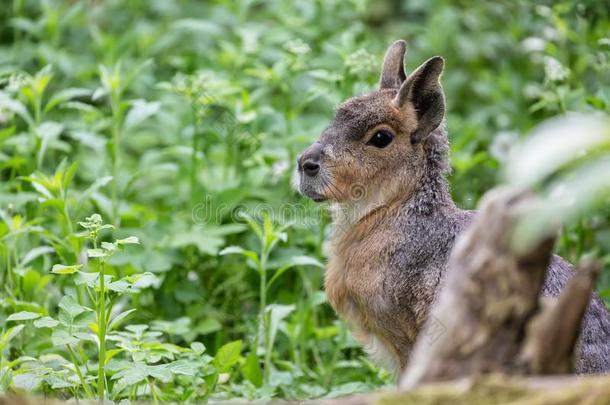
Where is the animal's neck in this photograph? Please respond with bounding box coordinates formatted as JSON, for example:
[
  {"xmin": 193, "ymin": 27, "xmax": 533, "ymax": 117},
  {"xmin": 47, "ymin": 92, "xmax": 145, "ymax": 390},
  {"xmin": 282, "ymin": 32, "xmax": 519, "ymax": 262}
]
[{"xmin": 406, "ymin": 124, "xmax": 454, "ymax": 214}]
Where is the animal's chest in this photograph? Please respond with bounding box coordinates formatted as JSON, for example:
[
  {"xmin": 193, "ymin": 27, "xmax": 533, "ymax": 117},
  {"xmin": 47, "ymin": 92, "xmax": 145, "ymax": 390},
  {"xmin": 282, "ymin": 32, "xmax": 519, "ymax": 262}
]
[
  {"xmin": 325, "ymin": 238, "xmax": 393, "ymax": 334},
  {"xmin": 325, "ymin": 237, "xmax": 403, "ymax": 368}
]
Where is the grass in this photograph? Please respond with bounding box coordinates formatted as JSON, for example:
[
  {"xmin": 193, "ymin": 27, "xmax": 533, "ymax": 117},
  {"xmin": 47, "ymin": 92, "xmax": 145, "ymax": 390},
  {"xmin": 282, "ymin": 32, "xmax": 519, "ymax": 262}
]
[{"xmin": 0, "ymin": 0, "xmax": 609, "ymax": 402}]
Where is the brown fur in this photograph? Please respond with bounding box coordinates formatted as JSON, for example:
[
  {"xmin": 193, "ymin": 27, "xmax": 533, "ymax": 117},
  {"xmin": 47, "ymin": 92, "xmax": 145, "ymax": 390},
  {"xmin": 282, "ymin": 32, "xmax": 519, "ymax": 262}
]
[{"xmin": 297, "ymin": 40, "xmax": 610, "ymax": 374}]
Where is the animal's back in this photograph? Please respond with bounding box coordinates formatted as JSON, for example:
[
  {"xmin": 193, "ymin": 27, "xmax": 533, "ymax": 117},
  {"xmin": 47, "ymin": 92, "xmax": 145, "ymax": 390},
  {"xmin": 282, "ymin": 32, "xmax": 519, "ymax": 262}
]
[
  {"xmin": 543, "ymin": 255, "xmax": 610, "ymax": 373},
  {"xmin": 420, "ymin": 207, "xmax": 610, "ymax": 373}
]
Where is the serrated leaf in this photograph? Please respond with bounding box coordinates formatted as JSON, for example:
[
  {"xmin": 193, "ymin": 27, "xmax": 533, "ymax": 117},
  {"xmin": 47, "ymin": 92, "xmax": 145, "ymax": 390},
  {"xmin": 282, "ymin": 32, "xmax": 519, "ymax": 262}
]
[{"xmin": 213, "ymin": 340, "xmax": 242, "ymax": 373}]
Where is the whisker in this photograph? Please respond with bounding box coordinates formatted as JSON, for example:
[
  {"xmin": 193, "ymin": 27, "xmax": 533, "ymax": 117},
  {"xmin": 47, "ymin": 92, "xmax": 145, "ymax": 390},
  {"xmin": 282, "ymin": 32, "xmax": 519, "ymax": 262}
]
[{"xmin": 325, "ymin": 178, "xmax": 342, "ymax": 200}]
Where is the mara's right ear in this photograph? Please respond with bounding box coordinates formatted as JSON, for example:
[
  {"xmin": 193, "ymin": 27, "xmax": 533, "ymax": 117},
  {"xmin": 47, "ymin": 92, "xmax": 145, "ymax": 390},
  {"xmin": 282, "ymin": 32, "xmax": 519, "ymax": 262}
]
[
  {"xmin": 393, "ymin": 56, "xmax": 445, "ymax": 144},
  {"xmin": 379, "ymin": 40, "xmax": 407, "ymax": 89}
]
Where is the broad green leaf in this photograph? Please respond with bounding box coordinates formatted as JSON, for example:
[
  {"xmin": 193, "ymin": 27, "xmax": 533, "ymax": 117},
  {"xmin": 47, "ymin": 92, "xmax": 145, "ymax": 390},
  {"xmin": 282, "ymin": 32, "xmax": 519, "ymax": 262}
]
[
  {"xmin": 58, "ymin": 295, "xmax": 86, "ymax": 319},
  {"xmin": 51, "ymin": 264, "xmax": 83, "ymax": 274},
  {"xmin": 213, "ymin": 340, "xmax": 242, "ymax": 373},
  {"xmin": 34, "ymin": 317, "xmax": 59, "ymax": 328},
  {"xmin": 12, "ymin": 372, "xmax": 43, "ymax": 391},
  {"xmin": 51, "ymin": 330, "xmax": 78, "ymax": 346},
  {"xmin": 74, "ymin": 271, "xmax": 100, "ymax": 287},
  {"xmin": 242, "ymin": 350, "xmax": 263, "ymax": 388},
  {"xmin": 190, "ymin": 342, "xmax": 206, "ymax": 354},
  {"xmin": 7, "ymin": 311, "xmax": 41, "ymax": 321}
]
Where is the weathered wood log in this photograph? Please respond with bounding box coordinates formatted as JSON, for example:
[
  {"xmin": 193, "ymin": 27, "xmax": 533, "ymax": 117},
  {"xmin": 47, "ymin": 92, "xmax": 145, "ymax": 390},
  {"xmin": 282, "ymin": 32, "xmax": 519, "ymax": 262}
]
[{"xmin": 400, "ymin": 187, "xmax": 602, "ymax": 388}]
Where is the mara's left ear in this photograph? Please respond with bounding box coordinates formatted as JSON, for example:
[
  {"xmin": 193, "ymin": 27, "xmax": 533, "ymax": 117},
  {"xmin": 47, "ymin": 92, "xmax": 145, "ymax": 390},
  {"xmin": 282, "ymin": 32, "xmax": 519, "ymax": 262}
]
[{"xmin": 393, "ymin": 56, "xmax": 445, "ymax": 143}]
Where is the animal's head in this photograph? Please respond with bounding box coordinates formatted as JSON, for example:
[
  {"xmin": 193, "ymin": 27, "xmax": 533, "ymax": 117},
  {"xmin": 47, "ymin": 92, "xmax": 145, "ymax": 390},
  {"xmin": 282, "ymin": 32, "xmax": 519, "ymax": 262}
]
[{"xmin": 298, "ymin": 40, "xmax": 447, "ymax": 213}]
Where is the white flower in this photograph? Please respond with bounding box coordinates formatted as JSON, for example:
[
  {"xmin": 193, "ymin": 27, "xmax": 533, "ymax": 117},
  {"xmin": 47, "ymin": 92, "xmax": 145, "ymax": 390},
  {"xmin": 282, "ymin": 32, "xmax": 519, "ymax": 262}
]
[
  {"xmin": 521, "ymin": 37, "xmax": 546, "ymax": 53},
  {"xmin": 544, "ymin": 56, "xmax": 570, "ymax": 82}
]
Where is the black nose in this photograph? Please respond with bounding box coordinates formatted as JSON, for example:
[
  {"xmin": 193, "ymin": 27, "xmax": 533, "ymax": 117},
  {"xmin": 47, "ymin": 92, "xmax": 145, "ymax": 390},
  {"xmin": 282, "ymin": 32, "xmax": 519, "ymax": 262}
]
[
  {"xmin": 298, "ymin": 142, "xmax": 323, "ymax": 178},
  {"xmin": 302, "ymin": 161, "xmax": 320, "ymax": 177}
]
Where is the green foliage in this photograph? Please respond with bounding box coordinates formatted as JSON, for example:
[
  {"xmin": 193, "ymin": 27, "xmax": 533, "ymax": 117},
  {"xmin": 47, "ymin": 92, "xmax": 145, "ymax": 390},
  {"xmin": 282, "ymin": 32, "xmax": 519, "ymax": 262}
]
[{"xmin": 0, "ymin": 0, "xmax": 608, "ymax": 402}]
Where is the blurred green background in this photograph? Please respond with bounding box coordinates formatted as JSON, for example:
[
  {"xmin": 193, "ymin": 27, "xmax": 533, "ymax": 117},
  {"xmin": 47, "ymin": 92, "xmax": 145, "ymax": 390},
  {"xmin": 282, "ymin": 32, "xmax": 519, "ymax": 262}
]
[{"xmin": 0, "ymin": 0, "xmax": 609, "ymax": 401}]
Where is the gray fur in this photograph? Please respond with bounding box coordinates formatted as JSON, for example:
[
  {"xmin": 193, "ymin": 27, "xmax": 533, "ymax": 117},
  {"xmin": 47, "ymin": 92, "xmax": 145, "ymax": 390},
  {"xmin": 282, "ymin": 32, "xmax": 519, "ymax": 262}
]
[{"xmin": 298, "ymin": 41, "xmax": 610, "ymax": 373}]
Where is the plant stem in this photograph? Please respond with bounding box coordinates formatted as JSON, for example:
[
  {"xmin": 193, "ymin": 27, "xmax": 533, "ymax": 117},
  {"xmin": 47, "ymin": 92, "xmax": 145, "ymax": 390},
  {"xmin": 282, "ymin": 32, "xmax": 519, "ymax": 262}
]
[
  {"xmin": 190, "ymin": 104, "xmax": 199, "ymax": 207},
  {"xmin": 67, "ymin": 344, "xmax": 95, "ymax": 399},
  {"xmin": 96, "ymin": 234, "xmax": 107, "ymax": 401},
  {"xmin": 97, "ymin": 270, "xmax": 107, "ymax": 401},
  {"xmin": 109, "ymin": 80, "xmax": 122, "ymax": 227},
  {"xmin": 259, "ymin": 248, "xmax": 270, "ymax": 383}
]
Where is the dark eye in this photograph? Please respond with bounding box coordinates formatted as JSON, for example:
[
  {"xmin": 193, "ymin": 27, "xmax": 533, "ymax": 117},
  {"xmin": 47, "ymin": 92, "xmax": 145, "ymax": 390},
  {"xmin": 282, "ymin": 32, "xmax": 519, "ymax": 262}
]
[{"xmin": 367, "ymin": 130, "xmax": 394, "ymax": 148}]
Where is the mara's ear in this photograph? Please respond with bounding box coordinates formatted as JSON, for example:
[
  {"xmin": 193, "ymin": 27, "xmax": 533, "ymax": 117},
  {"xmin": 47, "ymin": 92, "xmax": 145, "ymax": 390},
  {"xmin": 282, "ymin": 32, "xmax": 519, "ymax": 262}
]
[
  {"xmin": 393, "ymin": 56, "xmax": 445, "ymax": 143},
  {"xmin": 379, "ymin": 40, "xmax": 407, "ymax": 89}
]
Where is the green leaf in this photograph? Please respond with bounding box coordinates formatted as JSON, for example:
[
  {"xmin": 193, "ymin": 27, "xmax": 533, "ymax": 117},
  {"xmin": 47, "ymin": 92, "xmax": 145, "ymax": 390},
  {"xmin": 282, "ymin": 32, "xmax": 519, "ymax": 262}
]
[
  {"xmin": 19, "ymin": 246, "xmax": 55, "ymax": 267},
  {"xmin": 190, "ymin": 342, "xmax": 206, "ymax": 355},
  {"xmin": 7, "ymin": 311, "xmax": 41, "ymax": 321},
  {"xmin": 195, "ymin": 317, "xmax": 222, "ymax": 335},
  {"xmin": 166, "ymin": 359, "xmax": 198, "ymax": 376},
  {"xmin": 51, "ymin": 264, "xmax": 83, "ymax": 274},
  {"xmin": 109, "ymin": 309, "xmax": 136, "ymax": 331},
  {"xmin": 101, "ymin": 241, "xmax": 117, "ymax": 251},
  {"xmin": 51, "ymin": 329, "xmax": 78, "ymax": 346},
  {"xmin": 213, "ymin": 340, "xmax": 242, "ymax": 373},
  {"xmin": 242, "ymin": 350, "xmax": 263, "ymax": 388},
  {"xmin": 116, "ymin": 236, "xmax": 139, "ymax": 245},
  {"xmin": 0, "ymin": 325, "xmax": 25, "ymax": 349},
  {"xmin": 266, "ymin": 304, "xmax": 295, "ymax": 352},
  {"xmin": 267, "ymin": 255, "xmax": 324, "ymax": 288},
  {"xmin": 105, "ymin": 348, "xmax": 124, "ymax": 363},
  {"xmin": 219, "ymin": 246, "xmax": 259, "ymax": 266},
  {"xmin": 74, "ymin": 271, "xmax": 100, "ymax": 287},
  {"xmin": 124, "ymin": 99, "xmax": 161, "ymax": 129},
  {"xmin": 12, "ymin": 372, "xmax": 43, "ymax": 391},
  {"xmin": 34, "ymin": 316, "xmax": 59, "ymax": 328},
  {"xmin": 58, "ymin": 295, "xmax": 86, "ymax": 319},
  {"xmin": 87, "ymin": 248, "xmax": 107, "ymax": 258}
]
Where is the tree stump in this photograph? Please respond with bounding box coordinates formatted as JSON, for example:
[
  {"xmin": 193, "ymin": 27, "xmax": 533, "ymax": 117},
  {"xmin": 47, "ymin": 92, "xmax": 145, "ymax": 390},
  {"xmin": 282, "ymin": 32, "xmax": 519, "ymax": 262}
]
[{"xmin": 400, "ymin": 187, "xmax": 601, "ymax": 388}]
